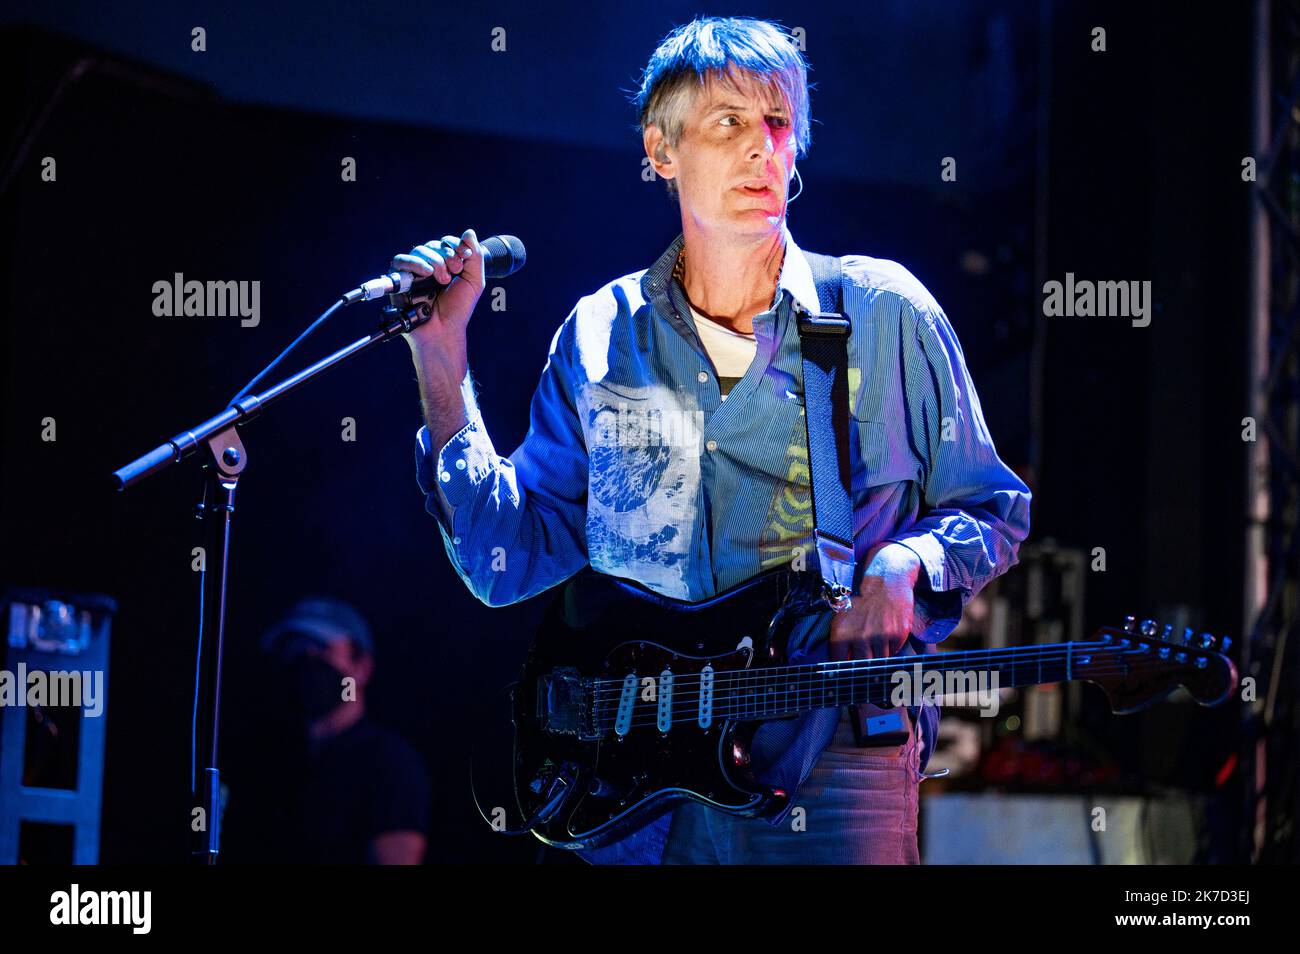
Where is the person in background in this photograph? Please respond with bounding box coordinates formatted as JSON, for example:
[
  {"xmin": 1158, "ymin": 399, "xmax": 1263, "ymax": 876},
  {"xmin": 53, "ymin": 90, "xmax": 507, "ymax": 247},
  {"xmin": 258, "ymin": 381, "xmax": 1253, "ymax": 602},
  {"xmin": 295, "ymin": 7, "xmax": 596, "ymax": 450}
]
[{"xmin": 249, "ymin": 596, "xmax": 432, "ymax": 864}]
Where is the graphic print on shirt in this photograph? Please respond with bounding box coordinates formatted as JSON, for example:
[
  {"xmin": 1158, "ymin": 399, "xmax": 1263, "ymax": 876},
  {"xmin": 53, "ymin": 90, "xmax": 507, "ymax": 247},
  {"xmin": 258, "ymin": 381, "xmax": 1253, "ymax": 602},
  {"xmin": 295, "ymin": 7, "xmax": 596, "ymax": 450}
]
[
  {"xmin": 578, "ymin": 379, "xmax": 704, "ymax": 600},
  {"xmin": 758, "ymin": 412, "xmax": 815, "ymax": 572},
  {"xmin": 758, "ymin": 367, "xmax": 862, "ymax": 572}
]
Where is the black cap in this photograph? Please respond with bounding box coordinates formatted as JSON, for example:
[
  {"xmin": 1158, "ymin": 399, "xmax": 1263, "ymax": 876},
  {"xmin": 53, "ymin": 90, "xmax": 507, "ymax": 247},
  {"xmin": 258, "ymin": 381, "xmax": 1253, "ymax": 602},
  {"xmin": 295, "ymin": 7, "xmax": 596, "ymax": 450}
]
[{"xmin": 261, "ymin": 596, "xmax": 374, "ymax": 660}]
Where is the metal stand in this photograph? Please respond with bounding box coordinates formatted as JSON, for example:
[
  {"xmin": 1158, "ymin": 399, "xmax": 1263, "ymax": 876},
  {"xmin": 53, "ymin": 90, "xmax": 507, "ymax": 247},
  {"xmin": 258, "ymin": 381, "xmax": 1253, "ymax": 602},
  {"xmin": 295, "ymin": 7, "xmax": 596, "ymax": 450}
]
[
  {"xmin": 1244, "ymin": 0, "xmax": 1300, "ymax": 866},
  {"xmin": 189, "ymin": 427, "xmax": 244, "ymax": 861},
  {"xmin": 112, "ymin": 294, "xmax": 435, "ymax": 863}
]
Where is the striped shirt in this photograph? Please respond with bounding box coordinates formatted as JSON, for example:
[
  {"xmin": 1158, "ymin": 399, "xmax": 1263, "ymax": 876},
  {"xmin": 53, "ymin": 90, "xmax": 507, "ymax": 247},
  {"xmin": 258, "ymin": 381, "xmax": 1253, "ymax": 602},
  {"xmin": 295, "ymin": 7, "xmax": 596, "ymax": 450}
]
[
  {"xmin": 414, "ymin": 224, "xmax": 1032, "ymax": 861},
  {"xmin": 686, "ymin": 302, "xmax": 757, "ymax": 398}
]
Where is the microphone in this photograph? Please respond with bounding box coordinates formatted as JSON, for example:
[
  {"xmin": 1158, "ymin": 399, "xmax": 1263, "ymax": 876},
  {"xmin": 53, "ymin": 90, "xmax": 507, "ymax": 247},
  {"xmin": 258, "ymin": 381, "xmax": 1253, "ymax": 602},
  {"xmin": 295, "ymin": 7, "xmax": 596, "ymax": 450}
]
[{"xmin": 345, "ymin": 234, "xmax": 526, "ymax": 304}]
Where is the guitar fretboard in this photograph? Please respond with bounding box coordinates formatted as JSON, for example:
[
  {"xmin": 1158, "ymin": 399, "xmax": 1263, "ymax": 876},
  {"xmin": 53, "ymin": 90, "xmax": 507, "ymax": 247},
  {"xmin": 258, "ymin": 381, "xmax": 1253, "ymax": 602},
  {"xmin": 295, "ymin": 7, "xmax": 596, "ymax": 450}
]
[{"xmin": 589, "ymin": 641, "xmax": 1147, "ymax": 730}]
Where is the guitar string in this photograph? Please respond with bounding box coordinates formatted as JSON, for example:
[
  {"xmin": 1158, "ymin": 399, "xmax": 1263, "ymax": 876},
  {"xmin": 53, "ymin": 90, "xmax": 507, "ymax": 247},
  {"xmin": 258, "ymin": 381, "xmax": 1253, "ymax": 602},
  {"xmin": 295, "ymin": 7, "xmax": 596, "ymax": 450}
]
[
  {"xmin": 596, "ymin": 661, "xmax": 1214, "ymax": 733},
  {"xmin": 583, "ymin": 639, "xmax": 1182, "ymax": 684},
  {"xmin": 596, "ymin": 659, "xmax": 1181, "ymax": 728},
  {"xmin": 573, "ymin": 644, "xmax": 1227, "ymax": 730},
  {"xmin": 584, "ymin": 641, "xmax": 1191, "ymax": 698},
  {"xmin": 581, "ymin": 645, "xmax": 1187, "ymax": 696},
  {"xmin": 584, "ymin": 653, "xmax": 1223, "ymax": 731},
  {"xmin": 589, "ymin": 663, "xmax": 1221, "ymax": 726}
]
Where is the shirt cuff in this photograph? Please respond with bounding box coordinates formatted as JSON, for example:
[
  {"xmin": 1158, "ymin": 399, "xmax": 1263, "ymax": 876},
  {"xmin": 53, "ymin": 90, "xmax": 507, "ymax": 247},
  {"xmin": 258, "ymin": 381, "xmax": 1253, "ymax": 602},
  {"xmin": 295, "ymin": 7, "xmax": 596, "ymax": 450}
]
[
  {"xmin": 414, "ymin": 419, "xmax": 493, "ymax": 539},
  {"xmin": 886, "ymin": 533, "xmax": 965, "ymax": 644}
]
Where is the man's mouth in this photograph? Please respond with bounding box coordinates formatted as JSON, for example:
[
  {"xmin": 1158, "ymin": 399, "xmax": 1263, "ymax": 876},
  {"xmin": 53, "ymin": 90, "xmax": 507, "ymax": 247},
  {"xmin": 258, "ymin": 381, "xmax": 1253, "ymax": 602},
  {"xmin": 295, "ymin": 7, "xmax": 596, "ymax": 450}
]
[{"xmin": 739, "ymin": 184, "xmax": 772, "ymax": 196}]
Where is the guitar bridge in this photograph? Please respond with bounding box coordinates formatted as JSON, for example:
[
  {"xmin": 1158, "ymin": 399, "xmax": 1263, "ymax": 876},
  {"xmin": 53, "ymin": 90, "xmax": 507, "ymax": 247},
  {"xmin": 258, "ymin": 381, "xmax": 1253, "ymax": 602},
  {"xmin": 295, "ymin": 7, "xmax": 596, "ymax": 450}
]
[{"xmin": 537, "ymin": 667, "xmax": 598, "ymax": 740}]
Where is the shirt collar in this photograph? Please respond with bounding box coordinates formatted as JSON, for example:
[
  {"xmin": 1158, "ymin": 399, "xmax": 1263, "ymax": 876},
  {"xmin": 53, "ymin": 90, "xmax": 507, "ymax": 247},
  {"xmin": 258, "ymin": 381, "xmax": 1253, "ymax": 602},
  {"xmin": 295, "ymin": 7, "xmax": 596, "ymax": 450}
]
[
  {"xmin": 640, "ymin": 222, "xmax": 823, "ymax": 320},
  {"xmin": 777, "ymin": 225, "xmax": 821, "ymax": 317}
]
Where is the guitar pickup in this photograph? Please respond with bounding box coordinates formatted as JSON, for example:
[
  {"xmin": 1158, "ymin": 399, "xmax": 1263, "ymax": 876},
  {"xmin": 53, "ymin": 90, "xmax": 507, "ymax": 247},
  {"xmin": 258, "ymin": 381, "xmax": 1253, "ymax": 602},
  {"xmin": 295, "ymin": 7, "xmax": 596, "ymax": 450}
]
[{"xmin": 538, "ymin": 668, "xmax": 598, "ymax": 739}]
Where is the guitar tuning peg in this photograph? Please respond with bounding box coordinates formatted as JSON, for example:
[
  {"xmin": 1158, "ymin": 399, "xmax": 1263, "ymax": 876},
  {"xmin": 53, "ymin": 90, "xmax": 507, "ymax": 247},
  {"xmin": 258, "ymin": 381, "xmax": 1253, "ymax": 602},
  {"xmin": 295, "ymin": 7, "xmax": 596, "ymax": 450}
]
[
  {"xmin": 1123, "ymin": 615, "xmax": 1136, "ymax": 633},
  {"xmin": 1140, "ymin": 619, "xmax": 1157, "ymax": 637},
  {"xmin": 1161, "ymin": 623, "xmax": 1175, "ymax": 640},
  {"xmin": 1182, "ymin": 626, "xmax": 1195, "ymax": 645},
  {"xmin": 1199, "ymin": 633, "xmax": 1215, "ymax": 649},
  {"xmin": 1220, "ymin": 636, "xmax": 1233, "ymax": 652}
]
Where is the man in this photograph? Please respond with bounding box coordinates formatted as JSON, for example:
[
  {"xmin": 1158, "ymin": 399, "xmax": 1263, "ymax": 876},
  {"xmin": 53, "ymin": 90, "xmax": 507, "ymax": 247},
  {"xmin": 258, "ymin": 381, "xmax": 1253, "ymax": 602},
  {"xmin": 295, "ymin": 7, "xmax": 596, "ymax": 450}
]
[
  {"xmin": 231, "ymin": 597, "xmax": 431, "ymax": 864},
  {"xmin": 399, "ymin": 16, "xmax": 1030, "ymax": 863}
]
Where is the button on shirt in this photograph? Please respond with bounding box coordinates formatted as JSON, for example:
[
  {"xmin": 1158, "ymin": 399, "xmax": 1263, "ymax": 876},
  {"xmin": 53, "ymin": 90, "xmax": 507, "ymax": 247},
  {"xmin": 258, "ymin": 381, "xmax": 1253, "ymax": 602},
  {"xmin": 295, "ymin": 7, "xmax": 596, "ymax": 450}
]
[
  {"xmin": 688, "ymin": 304, "xmax": 757, "ymax": 398},
  {"xmin": 414, "ymin": 225, "xmax": 1032, "ymax": 863}
]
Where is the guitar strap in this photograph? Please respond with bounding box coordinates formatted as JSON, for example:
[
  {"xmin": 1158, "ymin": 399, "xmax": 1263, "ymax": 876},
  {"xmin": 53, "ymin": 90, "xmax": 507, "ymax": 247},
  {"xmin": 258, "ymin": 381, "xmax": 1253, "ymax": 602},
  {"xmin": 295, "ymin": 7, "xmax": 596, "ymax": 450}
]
[
  {"xmin": 797, "ymin": 251, "xmax": 855, "ymax": 613},
  {"xmin": 799, "ymin": 253, "xmax": 911, "ymax": 749}
]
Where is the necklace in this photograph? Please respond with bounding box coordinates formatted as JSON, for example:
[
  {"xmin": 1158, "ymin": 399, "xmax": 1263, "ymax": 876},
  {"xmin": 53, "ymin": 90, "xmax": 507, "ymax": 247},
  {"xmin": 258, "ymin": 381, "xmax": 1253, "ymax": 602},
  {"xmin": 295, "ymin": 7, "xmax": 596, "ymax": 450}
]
[{"xmin": 674, "ymin": 245, "xmax": 786, "ymax": 305}]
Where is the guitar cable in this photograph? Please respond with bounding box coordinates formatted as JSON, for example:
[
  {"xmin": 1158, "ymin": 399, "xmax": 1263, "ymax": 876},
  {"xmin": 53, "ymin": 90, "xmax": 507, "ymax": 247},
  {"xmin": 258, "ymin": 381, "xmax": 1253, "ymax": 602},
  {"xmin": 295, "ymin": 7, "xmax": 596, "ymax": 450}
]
[
  {"xmin": 469, "ymin": 743, "xmax": 570, "ymax": 837},
  {"xmin": 469, "ymin": 681, "xmax": 572, "ymax": 836}
]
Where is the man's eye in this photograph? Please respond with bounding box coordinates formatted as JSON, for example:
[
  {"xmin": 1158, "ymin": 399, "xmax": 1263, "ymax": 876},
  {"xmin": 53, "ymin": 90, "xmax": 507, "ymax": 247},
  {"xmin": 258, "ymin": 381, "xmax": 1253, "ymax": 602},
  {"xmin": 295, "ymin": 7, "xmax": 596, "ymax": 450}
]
[
  {"xmin": 768, "ymin": 116, "xmax": 790, "ymax": 128},
  {"xmin": 720, "ymin": 115, "xmax": 740, "ymax": 127}
]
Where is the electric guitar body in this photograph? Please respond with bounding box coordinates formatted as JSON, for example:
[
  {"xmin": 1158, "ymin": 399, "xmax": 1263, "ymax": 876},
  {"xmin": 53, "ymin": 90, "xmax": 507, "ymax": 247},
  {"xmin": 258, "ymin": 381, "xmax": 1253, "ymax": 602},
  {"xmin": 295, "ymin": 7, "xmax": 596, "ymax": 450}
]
[
  {"xmin": 513, "ymin": 566, "xmax": 826, "ymax": 849},
  {"xmin": 511, "ymin": 565, "xmax": 1237, "ymax": 851}
]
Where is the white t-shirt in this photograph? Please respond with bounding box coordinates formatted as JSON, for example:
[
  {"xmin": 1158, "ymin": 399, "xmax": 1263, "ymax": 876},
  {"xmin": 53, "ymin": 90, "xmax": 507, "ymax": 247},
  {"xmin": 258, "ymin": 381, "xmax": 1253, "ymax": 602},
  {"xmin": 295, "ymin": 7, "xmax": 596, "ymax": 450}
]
[{"xmin": 688, "ymin": 305, "xmax": 757, "ymax": 400}]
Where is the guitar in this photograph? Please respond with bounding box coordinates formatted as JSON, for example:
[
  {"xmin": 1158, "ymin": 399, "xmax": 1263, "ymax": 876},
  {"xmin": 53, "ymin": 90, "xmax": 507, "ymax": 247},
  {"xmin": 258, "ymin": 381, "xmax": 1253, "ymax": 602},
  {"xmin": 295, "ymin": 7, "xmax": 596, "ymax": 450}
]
[{"xmin": 511, "ymin": 565, "xmax": 1237, "ymax": 850}]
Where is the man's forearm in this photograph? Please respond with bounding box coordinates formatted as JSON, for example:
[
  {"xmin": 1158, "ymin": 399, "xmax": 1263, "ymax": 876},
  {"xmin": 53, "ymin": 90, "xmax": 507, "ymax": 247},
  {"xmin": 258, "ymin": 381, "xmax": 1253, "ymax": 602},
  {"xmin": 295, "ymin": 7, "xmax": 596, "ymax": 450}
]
[
  {"xmin": 407, "ymin": 310, "xmax": 592, "ymax": 609},
  {"xmin": 407, "ymin": 334, "xmax": 475, "ymax": 451}
]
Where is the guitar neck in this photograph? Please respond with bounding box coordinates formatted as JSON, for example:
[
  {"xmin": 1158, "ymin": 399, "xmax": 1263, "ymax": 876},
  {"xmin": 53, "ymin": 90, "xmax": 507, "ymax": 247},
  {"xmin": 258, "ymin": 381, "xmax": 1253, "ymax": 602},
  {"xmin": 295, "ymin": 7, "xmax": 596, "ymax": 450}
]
[{"xmin": 719, "ymin": 642, "xmax": 1099, "ymax": 719}]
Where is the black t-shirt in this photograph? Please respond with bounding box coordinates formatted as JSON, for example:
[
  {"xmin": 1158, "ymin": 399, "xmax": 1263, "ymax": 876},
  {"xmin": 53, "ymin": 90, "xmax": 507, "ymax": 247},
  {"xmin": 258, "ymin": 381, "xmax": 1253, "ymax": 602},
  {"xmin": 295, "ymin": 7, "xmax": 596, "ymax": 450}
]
[{"xmin": 228, "ymin": 716, "xmax": 432, "ymax": 864}]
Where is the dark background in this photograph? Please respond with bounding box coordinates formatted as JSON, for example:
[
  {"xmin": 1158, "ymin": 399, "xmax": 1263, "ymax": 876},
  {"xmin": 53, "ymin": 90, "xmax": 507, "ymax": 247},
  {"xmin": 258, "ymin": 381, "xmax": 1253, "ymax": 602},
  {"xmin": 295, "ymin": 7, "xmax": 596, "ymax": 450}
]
[{"xmin": 0, "ymin": 1, "xmax": 1249, "ymax": 862}]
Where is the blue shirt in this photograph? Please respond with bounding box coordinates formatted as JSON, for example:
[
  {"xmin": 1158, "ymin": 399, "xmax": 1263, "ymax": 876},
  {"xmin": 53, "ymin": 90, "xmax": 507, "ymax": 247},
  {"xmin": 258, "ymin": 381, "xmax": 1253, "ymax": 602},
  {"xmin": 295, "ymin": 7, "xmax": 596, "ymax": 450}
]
[{"xmin": 414, "ymin": 225, "xmax": 1032, "ymax": 863}]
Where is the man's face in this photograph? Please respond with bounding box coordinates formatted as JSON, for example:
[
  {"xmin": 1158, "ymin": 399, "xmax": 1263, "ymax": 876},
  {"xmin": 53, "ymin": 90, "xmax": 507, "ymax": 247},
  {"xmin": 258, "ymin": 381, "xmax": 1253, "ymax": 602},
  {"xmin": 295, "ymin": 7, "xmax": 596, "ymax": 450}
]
[
  {"xmin": 651, "ymin": 70, "xmax": 797, "ymax": 239},
  {"xmin": 291, "ymin": 633, "xmax": 373, "ymax": 689}
]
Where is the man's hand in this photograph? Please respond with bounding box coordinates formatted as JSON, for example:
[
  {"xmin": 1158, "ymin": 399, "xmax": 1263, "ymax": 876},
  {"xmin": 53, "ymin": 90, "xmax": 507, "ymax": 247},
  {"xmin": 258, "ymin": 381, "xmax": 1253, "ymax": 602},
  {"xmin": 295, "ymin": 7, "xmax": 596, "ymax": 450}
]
[
  {"xmin": 394, "ymin": 228, "xmax": 485, "ymax": 381},
  {"xmin": 828, "ymin": 543, "xmax": 922, "ymax": 662},
  {"xmin": 395, "ymin": 229, "xmax": 486, "ymax": 450}
]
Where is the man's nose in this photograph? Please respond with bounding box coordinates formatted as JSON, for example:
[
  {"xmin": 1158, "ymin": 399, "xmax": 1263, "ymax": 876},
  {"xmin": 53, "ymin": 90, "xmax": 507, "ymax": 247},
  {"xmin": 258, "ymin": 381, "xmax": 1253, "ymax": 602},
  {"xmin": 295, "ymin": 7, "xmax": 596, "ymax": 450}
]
[{"xmin": 747, "ymin": 128, "xmax": 776, "ymax": 161}]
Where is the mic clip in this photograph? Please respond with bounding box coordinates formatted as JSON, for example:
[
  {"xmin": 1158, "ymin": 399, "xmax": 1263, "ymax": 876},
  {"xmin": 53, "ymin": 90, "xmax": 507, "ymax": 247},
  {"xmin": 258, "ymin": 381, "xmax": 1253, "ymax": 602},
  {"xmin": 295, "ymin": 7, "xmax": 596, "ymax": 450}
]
[{"xmin": 379, "ymin": 294, "xmax": 433, "ymax": 335}]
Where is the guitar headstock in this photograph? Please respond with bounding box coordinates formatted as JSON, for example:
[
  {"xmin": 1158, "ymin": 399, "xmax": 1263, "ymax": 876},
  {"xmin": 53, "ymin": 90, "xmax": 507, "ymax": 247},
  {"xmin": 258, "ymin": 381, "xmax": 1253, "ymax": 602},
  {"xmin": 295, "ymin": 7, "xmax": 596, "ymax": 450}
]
[{"xmin": 1079, "ymin": 616, "xmax": 1238, "ymax": 714}]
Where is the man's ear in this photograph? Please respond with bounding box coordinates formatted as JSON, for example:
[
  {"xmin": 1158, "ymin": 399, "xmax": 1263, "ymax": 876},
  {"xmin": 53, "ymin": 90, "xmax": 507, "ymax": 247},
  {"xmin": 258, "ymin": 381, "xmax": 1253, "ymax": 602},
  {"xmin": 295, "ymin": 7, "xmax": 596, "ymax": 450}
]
[{"xmin": 644, "ymin": 125, "xmax": 675, "ymax": 181}]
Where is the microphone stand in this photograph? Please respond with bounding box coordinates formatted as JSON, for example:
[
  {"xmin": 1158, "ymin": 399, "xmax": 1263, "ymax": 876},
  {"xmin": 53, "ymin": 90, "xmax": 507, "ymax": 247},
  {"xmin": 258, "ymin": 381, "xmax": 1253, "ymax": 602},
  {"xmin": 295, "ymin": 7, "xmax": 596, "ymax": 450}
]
[{"xmin": 112, "ymin": 293, "xmax": 435, "ymax": 863}]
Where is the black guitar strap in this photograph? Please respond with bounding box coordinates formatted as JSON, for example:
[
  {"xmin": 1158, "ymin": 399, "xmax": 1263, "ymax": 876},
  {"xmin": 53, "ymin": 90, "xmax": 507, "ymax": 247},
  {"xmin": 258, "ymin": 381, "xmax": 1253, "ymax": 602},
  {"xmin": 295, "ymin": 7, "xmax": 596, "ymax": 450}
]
[
  {"xmin": 797, "ymin": 251, "xmax": 855, "ymax": 613},
  {"xmin": 798, "ymin": 252, "xmax": 914, "ymax": 749},
  {"xmin": 799, "ymin": 253, "xmax": 910, "ymax": 749}
]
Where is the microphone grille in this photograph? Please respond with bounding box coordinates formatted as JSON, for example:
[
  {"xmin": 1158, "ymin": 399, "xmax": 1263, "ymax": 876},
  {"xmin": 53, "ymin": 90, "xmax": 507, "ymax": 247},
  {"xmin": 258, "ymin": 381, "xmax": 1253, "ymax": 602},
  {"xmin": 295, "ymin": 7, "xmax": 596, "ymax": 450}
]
[{"xmin": 482, "ymin": 234, "xmax": 526, "ymax": 277}]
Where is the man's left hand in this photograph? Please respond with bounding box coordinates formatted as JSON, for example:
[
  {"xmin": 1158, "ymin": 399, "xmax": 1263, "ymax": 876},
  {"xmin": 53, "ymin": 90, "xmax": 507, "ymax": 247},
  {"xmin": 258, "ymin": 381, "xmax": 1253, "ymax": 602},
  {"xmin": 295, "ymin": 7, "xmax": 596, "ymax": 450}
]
[{"xmin": 828, "ymin": 543, "xmax": 921, "ymax": 661}]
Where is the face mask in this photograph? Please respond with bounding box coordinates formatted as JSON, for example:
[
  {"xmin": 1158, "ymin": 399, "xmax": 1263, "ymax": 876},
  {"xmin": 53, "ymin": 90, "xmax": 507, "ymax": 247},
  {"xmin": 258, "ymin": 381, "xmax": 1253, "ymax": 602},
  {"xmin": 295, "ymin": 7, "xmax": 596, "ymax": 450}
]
[{"xmin": 289, "ymin": 655, "xmax": 346, "ymax": 719}]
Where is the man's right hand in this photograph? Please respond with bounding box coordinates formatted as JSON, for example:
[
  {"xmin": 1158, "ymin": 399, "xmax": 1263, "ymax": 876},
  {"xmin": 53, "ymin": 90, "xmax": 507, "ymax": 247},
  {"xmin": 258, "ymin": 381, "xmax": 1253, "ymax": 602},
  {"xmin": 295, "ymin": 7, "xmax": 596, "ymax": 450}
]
[
  {"xmin": 395, "ymin": 229, "xmax": 485, "ymax": 451},
  {"xmin": 392, "ymin": 228, "xmax": 485, "ymax": 374}
]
